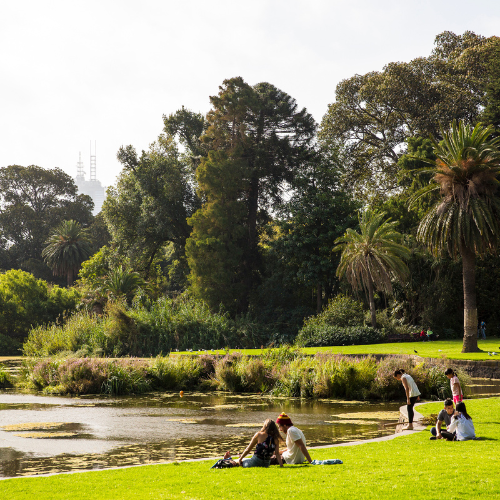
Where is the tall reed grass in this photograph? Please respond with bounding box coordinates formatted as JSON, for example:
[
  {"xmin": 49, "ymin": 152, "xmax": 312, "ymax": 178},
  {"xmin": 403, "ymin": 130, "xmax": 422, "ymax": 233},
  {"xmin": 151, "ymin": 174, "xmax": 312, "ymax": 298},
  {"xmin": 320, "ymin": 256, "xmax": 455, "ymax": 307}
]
[
  {"xmin": 19, "ymin": 351, "xmax": 469, "ymax": 400},
  {"xmin": 23, "ymin": 296, "xmax": 244, "ymax": 358}
]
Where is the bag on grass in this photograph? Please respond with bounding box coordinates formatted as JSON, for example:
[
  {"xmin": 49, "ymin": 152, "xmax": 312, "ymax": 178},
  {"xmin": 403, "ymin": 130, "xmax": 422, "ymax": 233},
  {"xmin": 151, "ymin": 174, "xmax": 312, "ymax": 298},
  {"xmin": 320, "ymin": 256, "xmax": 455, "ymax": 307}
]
[{"xmin": 210, "ymin": 459, "xmax": 238, "ymax": 469}]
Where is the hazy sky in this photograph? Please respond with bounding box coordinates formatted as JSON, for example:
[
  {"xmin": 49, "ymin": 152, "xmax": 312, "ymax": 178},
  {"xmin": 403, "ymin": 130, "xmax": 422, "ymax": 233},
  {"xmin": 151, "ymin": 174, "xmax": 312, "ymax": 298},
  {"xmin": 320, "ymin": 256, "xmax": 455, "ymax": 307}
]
[{"xmin": 1, "ymin": 0, "xmax": 499, "ymax": 189}]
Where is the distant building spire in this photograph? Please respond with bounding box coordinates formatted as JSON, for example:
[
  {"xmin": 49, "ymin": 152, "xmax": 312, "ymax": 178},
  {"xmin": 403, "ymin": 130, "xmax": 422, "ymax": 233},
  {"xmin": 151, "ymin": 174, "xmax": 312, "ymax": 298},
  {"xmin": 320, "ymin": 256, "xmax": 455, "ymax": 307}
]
[
  {"xmin": 76, "ymin": 151, "xmax": 85, "ymax": 181},
  {"xmin": 90, "ymin": 140, "xmax": 96, "ymax": 182},
  {"xmin": 75, "ymin": 141, "xmax": 105, "ymax": 214}
]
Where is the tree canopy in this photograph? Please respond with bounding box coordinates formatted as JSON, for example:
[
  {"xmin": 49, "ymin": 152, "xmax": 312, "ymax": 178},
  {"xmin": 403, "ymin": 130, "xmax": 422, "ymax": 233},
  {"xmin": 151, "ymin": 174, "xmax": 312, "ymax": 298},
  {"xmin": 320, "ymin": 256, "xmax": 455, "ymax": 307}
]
[
  {"xmin": 0, "ymin": 165, "xmax": 94, "ymax": 280},
  {"xmin": 319, "ymin": 31, "xmax": 495, "ymax": 199}
]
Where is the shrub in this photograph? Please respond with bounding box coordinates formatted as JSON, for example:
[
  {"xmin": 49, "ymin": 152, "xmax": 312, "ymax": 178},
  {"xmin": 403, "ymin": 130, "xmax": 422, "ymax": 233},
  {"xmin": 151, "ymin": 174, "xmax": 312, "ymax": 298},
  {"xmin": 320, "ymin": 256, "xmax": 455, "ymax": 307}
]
[
  {"xmin": 131, "ymin": 295, "xmax": 235, "ymax": 354},
  {"xmin": 149, "ymin": 355, "xmax": 213, "ymax": 390},
  {"xmin": 295, "ymin": 324, "xmax": 385, "ymax": 347},
  {"xmin": 313, "ymin": 295, "xmax": 365, "ymax": 327},
  {"xmin": 0, "ymin": 269, "xmax": 79, "ymax": 345},
  {"xmin": 0, "ymin": 333, "xmax": 21, "ymax": 356},
  {"xmin": 0, "ymin": 364, "xmax": 13, "ymax": 388},
  {"xmin": 23, "ymin": 311, "xmax": 108, "ymax": 357},
  {"xmin": 370, "ymin": 308, "xmax": 416, "ymax": 337}
]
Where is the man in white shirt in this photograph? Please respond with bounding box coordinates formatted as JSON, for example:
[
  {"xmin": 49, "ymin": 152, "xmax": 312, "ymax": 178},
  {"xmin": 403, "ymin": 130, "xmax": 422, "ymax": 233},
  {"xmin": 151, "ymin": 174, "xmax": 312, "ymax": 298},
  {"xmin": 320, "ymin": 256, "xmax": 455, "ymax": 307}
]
[{"xmin": 274, "ymin": 412, "xmax": 312, "ymax": 464}]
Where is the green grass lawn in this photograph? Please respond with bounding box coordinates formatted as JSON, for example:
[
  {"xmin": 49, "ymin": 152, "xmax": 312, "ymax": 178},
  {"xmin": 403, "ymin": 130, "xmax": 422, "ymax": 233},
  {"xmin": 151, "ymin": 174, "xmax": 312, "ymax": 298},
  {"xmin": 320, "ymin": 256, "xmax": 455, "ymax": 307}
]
[
  {"xmin": 2, "ymin": 397, "xmax": 499, "ymax": 500},
  {"xmin": 176, "ymin": 338, "xmax": 500, "ymax": 361}
]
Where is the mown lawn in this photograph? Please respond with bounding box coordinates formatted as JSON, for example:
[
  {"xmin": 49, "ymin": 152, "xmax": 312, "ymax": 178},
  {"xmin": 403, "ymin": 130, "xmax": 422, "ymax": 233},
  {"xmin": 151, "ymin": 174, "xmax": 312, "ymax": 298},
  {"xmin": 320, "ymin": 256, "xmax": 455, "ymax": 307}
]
[
  {"xmin": 175, "ymin": 338, "xmax": 500, "ymax": 361},
  {"xmin": 2, "ymin": 398, "xmax": 499, "ymax": 500}
]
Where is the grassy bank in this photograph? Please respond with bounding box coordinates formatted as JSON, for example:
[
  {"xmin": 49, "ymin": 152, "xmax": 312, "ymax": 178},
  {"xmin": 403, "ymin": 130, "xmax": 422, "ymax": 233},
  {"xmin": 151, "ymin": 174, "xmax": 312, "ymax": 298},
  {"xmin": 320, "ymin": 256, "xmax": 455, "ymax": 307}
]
[
  {"xmin": 2, "ymin": 397, "xmax": 499, "ymax": 499},
  {"xmin": 19, "ymin": 351, "xmax": 464, "ymax": 400},
  {"xmin": 177, "ymin": 338, "xmax": 500, "ymax": 361}
]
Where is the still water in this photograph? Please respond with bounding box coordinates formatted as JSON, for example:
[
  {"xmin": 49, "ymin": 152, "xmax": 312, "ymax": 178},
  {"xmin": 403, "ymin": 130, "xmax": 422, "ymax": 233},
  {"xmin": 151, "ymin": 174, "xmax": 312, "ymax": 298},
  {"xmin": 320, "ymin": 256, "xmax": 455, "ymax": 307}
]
[
  {"xmin": 0, "ymin": 392, "xmax": 401, "ymax": 478},
  {"xmin": 1, "ymin": 377, "xmax": 499, "ymax": 478}
]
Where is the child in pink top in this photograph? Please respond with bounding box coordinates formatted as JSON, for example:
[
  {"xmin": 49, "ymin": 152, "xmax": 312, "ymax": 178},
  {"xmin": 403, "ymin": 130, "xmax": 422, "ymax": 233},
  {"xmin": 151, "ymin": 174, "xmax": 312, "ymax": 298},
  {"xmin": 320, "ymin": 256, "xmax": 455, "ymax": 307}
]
[{"xmin": 445, "ymin": 368, "xmax": 463, "ymax": 403}]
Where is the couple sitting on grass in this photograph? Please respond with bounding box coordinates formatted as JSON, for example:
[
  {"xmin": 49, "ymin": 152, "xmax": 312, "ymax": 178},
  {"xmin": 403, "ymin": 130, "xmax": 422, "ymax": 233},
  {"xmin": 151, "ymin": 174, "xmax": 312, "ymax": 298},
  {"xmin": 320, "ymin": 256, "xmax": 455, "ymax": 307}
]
[
  {"xmin": 222, "ymin": 412, "xmax": 312, "ymax": 468},
  {"xmin": 430, "ymin": 398, "xmax": 476, "ymax": 441}
]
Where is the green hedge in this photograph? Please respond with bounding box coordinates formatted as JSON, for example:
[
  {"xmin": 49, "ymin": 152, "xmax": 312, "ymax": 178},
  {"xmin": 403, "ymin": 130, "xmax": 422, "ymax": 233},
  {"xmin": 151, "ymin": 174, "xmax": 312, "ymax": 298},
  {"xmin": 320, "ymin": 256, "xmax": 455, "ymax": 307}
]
[{"xmin": 295, "ymin": 324, "xmax": 386, "ymax": 347}]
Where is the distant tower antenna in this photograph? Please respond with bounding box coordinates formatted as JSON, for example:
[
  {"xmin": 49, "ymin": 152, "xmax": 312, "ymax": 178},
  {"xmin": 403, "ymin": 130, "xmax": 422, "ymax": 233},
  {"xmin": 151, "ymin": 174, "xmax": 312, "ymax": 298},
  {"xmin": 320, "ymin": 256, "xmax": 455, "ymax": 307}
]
[
  {"xmin": 76, "ymin": 152, "xmax": 85, "ymax": 180},
  {"xmin": 90, "ymin": 140, "xmax": 96, "ymax": 182}
]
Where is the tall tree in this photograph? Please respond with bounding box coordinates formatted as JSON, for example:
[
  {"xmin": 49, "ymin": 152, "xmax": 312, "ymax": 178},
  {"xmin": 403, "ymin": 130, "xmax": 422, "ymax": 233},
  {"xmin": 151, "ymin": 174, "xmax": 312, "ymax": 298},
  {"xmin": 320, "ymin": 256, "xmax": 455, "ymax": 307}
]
[
  {"xmin": 319, "ymin": 31, "xmax": 492, "ymax": 199},
  {"xmin": 0, "ymin": 165, "xmax": 93, "ymax": 278},
  {"xmin": 334, "ymin": 211, "xmax": 410, "ymax": 328},
  {"xmin": 414, "ymin": 120, "xmax": 500, "ymax": 352},
  {"xmin": 273, "ymin": 148, "xmax": 360, "ymax": 312},
  {"xmin": 42, "ymin": 220, "xmax": 93, "ymax": 286},
  {"xmin": 103, "ymin": 134, "xmax": 198, "ymax": 279},
  {"xmin": 187, "ymin": 77, "xmax": 316, "ymax": 313}
]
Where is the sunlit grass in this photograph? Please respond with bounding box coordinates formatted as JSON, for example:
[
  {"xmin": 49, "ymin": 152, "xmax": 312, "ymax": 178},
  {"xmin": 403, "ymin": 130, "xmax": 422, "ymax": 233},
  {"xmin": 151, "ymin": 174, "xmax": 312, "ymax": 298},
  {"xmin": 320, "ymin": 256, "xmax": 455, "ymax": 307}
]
[
  {"xmin": 2, "ymin": 397, "xmax": 499, "ymax": 499},
  {"xmin": 175, "ymin": 338, "xmax": 500, "ymax": 361}
]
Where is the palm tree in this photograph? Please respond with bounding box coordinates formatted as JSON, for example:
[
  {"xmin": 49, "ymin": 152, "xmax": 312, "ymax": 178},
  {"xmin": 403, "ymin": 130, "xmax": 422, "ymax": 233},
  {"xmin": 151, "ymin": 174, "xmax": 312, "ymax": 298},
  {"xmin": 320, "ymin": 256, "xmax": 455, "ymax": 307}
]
[
  {"xmin": 42, "ymin": 220, "xmax": 93, "ymax": 286},
  {"xmin": 334, "ymin": 211, "xmax": 410, "ymax": 328},
  {"xmin": 100, "ymin": 267, "xmax": 146, "ymax": 305},
  {"xmin": 413, "ymin": 120, "xmax": 500, "ymax": 352}
]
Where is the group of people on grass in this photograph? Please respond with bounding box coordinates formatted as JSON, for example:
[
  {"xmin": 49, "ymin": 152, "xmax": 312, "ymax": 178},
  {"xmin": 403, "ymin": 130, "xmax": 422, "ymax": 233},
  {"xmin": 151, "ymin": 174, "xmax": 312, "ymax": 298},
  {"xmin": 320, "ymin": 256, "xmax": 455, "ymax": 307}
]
[
  {"xmin": 218, "ymin": 366, "xmax": 475, "ymax": 469},
  {"xmin": 394, "ymin": 367, "xmax": 475, "ymax": 441},
  {"xmin": 418, "ymin": 328, "xmax": 434, "ymax": 341}
]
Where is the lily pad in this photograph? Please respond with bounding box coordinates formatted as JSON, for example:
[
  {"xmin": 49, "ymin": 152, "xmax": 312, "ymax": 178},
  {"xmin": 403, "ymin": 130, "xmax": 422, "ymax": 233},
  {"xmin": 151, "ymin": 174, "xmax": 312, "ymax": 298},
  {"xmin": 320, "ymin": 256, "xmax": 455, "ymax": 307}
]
[
  {"xmin": 2, "ymin": 422, "xmax": 67, "ymax": 432},
  {"xmin": 13, "ymin": 432, "xmax": 78, "ymax": 439}
]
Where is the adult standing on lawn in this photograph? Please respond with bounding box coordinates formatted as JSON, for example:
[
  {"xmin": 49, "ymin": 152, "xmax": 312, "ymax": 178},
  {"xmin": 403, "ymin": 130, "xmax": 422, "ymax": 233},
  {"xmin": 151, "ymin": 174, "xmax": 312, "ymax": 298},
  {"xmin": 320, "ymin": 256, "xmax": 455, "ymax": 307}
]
[
  {"xmin": 273, "ymin": 412, "xmax": 312, "ymax": 464},
  {"xmin": 394, "ymin": 369, "xmax": 421, "ymax": 430},
  {"xmin": 480, "ymin": 320, "xmax": 486, "ymax": 339}
]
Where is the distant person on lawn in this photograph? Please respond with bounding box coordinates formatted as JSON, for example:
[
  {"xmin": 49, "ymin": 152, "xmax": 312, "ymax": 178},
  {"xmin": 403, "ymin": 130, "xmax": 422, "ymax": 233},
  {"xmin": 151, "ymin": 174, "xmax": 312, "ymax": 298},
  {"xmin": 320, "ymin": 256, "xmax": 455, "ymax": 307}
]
[
  {"xmin": 430, "ymin": 398, "xmax": 456, "ymax": 440},
  {"xmin": 271, "ymin": 412, "xmax": 312, "ymax": 465},
  {"xmin": 394, "ymin": 369, "xmax": 421, "ymax": 430},
  {"xmin": 445, "ymin": 368, "xmax": 463, "ymax": 404}
]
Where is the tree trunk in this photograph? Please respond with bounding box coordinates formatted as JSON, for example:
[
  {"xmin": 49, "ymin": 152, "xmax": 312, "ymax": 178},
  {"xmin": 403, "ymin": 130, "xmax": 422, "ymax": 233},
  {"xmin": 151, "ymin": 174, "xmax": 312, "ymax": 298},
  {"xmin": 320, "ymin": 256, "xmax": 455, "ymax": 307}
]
[
  {"xmin": 67, "ymin": 269, "xmax": 73, "ymax": 288},
  {"xmin": 241, "ymin": 175, "xmax": 259, "ymax": 313},
  {"xmin": 366, "ymin": 277, "xmax": 377, "ymax": 328},
  {"xmin": 461, "ymin": 244, "xmax": 479, "ymax": 353},
  {"xmin": 316, "ymin": 282, "xmax": 322, "ymax": 314}
]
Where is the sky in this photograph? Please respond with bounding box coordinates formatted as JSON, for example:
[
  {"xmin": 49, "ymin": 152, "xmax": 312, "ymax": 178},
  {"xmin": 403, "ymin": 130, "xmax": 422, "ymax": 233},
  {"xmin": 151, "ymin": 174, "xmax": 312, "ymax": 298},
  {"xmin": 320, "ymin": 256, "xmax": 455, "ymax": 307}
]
[{"xmin": 1, "ymin": 0, "xmax": 499, "ymax": 189}]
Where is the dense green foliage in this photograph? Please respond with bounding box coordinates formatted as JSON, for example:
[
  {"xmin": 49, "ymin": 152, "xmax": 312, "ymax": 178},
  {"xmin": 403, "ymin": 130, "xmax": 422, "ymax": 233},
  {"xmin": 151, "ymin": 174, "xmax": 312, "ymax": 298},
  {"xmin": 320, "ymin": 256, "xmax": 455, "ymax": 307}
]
[
  {"xmin": 0, "ymin": 270, "xmax": 80, "ymax": 353},
  {"xmin": 23, "ymin": 297, "xmax": 238, "ymax": 357},
  {"xmin": 103, "ymin": 135, "xmax": 197, "ymax": 282},
  {"xmin": 0, "ymin": 165, "xmax": 94, "ymax": 281},
  {"xmin": 3, "ymin": 398, "xmax": 499, "ymax": 500},
  {"xmin": 319, "ymin": 31, "xmax": 494, "ymax": 199}
]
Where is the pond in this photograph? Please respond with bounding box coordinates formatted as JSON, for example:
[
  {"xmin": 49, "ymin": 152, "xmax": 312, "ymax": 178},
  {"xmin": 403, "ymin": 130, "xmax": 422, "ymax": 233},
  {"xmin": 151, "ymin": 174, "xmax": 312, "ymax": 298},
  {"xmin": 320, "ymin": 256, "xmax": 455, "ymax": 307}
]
[
  {"xmin": 1, "ymin": 377, "xmax": 499, "ymax": 478},
  {"xmin": 0, "ymin": 391, "xmax": 402, "ymax": 478}
]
